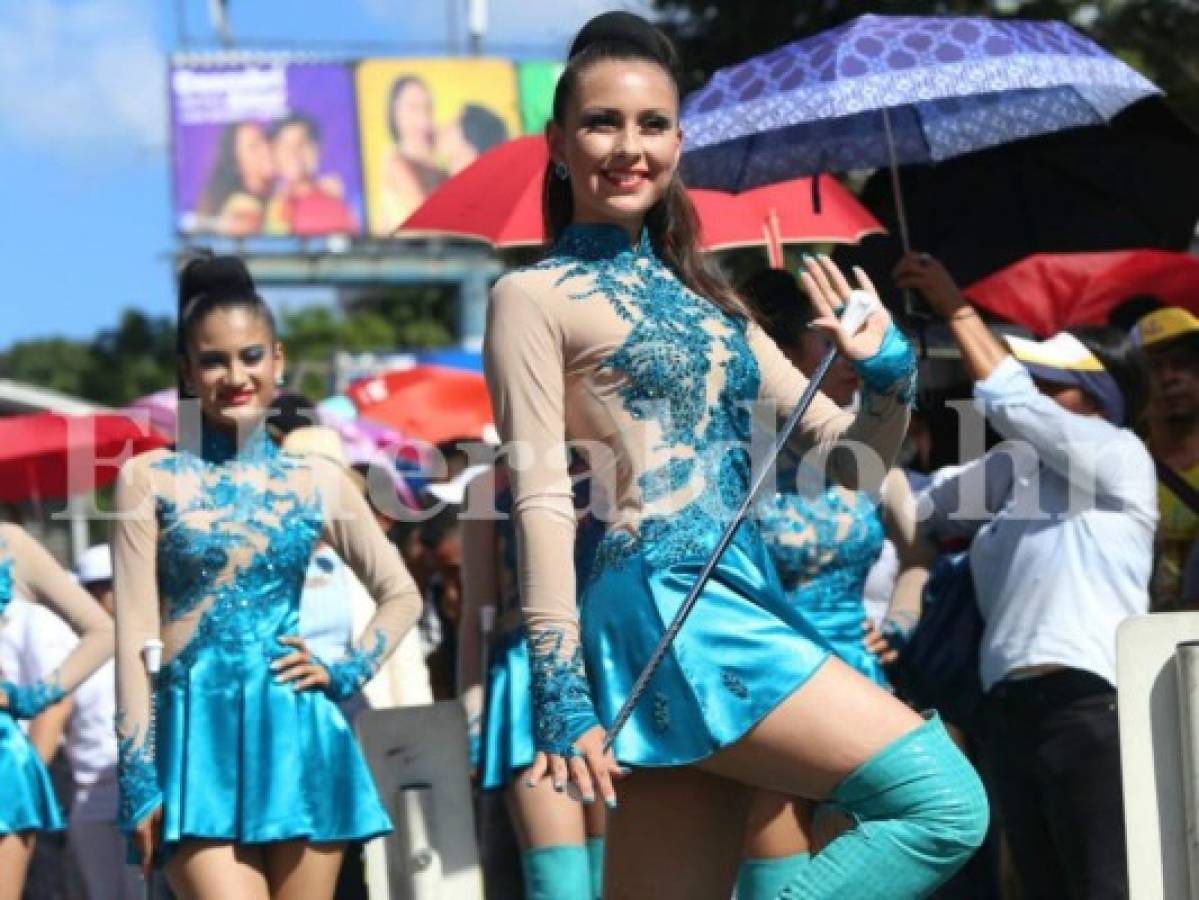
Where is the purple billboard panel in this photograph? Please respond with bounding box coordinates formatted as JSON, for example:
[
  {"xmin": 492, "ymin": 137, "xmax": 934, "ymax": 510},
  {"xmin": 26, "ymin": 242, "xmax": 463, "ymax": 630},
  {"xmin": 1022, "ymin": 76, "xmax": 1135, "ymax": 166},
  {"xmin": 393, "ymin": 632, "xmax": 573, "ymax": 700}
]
[{"xmin": 171, "ymin": 60, "xmax": 364, "ymax": 237}]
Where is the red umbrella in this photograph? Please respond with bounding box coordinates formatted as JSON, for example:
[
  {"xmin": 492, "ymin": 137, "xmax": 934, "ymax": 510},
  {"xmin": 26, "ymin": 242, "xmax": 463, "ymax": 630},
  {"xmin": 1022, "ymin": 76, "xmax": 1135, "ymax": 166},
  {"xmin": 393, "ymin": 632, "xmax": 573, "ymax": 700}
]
[
  {"xmin": 692, "ymin": 178, "xmax": 884, "ymax": 264},
  {"xmin": 348, "ymin": 366, "xmax": 494, "ymax": 446},
  {"xmin": 0, "ymin": 412, "xmax": 168, "ymax": 503},
  {"xmin": 399, "ymin": 136, "xmax": 882, "ymax": 255},
  {"xmin": 964, "ymin": 250, "xmax": 1199, "ymax": 337}
]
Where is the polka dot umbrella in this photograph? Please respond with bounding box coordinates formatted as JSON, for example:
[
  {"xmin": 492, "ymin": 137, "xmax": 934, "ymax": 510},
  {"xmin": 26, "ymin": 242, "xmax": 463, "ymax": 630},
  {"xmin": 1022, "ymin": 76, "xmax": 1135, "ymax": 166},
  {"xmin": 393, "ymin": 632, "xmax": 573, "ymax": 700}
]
[{"xmin": 681, "ymin": 14, "xmax": 1161, "ymax": 258}]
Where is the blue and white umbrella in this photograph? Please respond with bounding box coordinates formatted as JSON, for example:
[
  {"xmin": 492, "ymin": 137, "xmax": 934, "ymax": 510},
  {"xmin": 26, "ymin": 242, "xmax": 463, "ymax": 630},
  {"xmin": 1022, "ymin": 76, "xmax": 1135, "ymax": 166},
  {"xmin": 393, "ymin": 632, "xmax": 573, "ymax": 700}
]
[{"xmin": 681, "ymin": 14, "xmax": 1159, "ymax": 192}]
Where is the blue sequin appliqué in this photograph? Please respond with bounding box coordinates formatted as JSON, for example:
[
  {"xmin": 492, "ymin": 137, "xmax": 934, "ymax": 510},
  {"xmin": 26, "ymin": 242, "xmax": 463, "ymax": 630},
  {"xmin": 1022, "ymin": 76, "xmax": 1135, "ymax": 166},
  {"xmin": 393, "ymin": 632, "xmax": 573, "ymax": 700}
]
[
  {"xmin": 527, "ymin": 629, "xmax": 600, "ymax": 755},
  {"xmin": 324, "ymin": 628, "xmax": 387, "ymax": 700},
  {"xmin": 0, "ymin": 535, "xmax": 13, "ymax": 617},
  {"xmin": 529, "ymin": 224, "xmax": 761, "ymax": 573},
  {"xmin": 116, "ymin": 711, "xmax": 161, "ymax": 831}
]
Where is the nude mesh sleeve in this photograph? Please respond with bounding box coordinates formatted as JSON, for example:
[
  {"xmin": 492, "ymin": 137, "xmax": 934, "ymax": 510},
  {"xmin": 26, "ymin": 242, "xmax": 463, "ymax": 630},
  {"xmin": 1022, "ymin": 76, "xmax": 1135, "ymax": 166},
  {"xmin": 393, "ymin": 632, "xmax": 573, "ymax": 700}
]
[
  {"xmin": 748, "ymin": 322, "xmax": 914, "ymax": 494},
  {"xmin": 110, "ymin": 458, "xmax": 163, "ymax": 830},
  {"xmin": 318, "ymin": 460, "xmax": 423, "ymax": 701},
  {"xmin": 3, "ymin": 525, "xmax": 113, "ymax": 716},
  {"xmin": 483, "ymin": 276, "xmax": 597, "ymax": 755}
]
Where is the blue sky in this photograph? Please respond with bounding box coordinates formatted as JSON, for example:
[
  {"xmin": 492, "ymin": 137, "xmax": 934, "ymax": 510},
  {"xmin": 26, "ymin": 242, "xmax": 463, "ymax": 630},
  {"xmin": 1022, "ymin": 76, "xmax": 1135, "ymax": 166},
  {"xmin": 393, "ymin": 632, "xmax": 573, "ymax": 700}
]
[{"xmin": 0, "ymin": 0, "xmax": 650, "ymax": 347}]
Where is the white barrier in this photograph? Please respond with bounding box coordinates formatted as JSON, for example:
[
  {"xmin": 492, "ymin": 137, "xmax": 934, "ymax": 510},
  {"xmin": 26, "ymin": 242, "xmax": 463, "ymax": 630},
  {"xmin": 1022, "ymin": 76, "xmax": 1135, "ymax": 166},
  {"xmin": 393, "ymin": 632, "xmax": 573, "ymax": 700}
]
[{"xmin": 1117, "ymin": 613, "xmax": 1199, "ymax": 899}]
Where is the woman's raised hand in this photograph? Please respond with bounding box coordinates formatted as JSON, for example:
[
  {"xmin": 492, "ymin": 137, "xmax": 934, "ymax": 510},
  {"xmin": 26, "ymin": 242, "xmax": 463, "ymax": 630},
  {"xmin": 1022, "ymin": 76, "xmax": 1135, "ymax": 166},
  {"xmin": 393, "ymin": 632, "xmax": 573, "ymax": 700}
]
[
  {"xmin": 799, "ymin": 255, "xmax": 892, "ymax": 362},
  {"xmin": 523, "ymin": 724, "xmax": 628, "ymax": 809}
]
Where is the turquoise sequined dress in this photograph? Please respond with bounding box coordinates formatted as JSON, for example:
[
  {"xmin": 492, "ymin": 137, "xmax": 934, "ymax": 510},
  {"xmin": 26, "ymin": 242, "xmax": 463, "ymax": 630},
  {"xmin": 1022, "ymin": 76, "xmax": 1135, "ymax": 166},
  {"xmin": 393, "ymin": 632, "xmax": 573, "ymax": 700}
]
[
  {"xmin": 113, "ymin": 429, "xmax": 421, "ymax": 847},
  {"xmin": 0, "ymin": 546, "xmax": 65, "ymax": 835},
  {"xmin": 483, "ymin": 223, "xmax": 915, "ymax": 767},
  {"xmin": 758, "ymin": 455, "xmax": 889, "ymax": 686}
]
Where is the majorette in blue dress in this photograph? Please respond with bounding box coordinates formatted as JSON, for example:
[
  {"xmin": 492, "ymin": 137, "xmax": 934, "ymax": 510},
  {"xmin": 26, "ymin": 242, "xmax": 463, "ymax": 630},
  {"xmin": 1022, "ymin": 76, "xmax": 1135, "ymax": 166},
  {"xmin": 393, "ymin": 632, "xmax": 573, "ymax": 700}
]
[
  {"xmin": 483, "ymin": 224, "xmax": 915, "ymax": 765},
  {"xmin": 112, "ymin": 428, "xmax": 422, "ymax": 846}
]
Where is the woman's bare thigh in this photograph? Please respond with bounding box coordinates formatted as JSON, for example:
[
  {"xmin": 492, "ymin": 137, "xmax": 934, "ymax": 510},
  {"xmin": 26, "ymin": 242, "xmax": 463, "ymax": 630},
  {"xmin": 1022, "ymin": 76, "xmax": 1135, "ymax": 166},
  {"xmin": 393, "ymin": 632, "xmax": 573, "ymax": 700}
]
[
  {"xmin": 700, "ymin": 656, "xmax": 923, "ymax": 799},
  {"xmin": 263, "ymin": 840, "xmax": 345, "ymax": 900},
  {"xmin": 0, "ymin": 833, "xmax": 34, "ymax": 900},
  {"xmin": 505, "ymin": 778, "xmax": 589, "ymax": 850},
  {"xmin": 165, "ymin": 840, "xmax": 269, "ymax": 900},
  {"xmin": 605, "ymin": 766, "xmax": 750, "ymax": 900},
  {"xmin": 743, "ymin": 791, "xmax": 813, "ymax": 858}
]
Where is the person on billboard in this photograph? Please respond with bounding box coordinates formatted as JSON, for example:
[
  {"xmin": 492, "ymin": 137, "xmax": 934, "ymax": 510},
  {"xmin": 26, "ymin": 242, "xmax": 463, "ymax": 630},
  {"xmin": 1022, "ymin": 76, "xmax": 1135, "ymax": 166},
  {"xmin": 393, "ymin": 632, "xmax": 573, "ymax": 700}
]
[
  {"xmin": 380, "ymin": 75, "xmax": 446, "ymax": 233},
  {"xmin": 112, "ymin": 256, "xmax": 423, "ymax": 897},
  {"xmin": 265, "ymin": 114, "xmax": 357, "ymax": 237},
  {"xmin": 438, "ymin": 104, "xmax": 510, "ymax": 176},
  {"xmin": 196, "ymin": 121, "xmax": 276, "ymax": 237}
]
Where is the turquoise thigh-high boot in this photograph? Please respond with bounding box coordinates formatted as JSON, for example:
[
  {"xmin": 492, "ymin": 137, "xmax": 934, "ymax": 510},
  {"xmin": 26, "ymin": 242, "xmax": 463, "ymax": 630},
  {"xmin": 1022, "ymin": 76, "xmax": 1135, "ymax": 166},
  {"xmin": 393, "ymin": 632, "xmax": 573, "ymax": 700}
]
[
  {"xmin": 736, "ymin": 852, "xmax": 813, "ymax": 900},
  {"xmin": 522, "ymin": 844, "xmax": 592, "ymax": 900},
  {"xmin": 777, "ymin": 714, "xmax": 989, "ymax": 900},
  {"xmin": 586, "ymin": 837, "xmax": 605, "ymax": 900}
]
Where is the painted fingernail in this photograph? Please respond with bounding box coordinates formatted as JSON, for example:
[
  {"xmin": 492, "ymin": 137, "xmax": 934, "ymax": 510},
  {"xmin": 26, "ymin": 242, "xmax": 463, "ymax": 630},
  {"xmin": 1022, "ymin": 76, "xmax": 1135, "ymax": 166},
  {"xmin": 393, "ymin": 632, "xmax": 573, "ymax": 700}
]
[
  {"xmin": 619, "ymin": 767, "xmax": 633, "ymax": 776},
  {"xmin": 606, "ymin": 798, "xmax": 618, "ymax": 810},
  {"xmin": 553, "ymin": 780, "xmax": 565, "ymax": 792},
  {"xmin": 525, "ymin": 778, "xmax": 537, "ymax": 788},
  {"xmin": 583, "ymin": 794, "xmax": 595, "ymax": 804}
]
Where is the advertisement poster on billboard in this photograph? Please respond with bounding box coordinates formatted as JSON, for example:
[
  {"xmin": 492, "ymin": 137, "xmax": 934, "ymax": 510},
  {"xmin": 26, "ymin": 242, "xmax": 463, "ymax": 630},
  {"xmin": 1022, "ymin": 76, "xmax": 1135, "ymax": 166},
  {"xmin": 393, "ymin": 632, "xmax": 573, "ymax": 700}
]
[
  {"xmin": 171, "ymin": 60, "xmax": 365, "ymax": 238},
  {"xmin": 356, "ymin": 58, "xmax": 522, "ymax": 237}
]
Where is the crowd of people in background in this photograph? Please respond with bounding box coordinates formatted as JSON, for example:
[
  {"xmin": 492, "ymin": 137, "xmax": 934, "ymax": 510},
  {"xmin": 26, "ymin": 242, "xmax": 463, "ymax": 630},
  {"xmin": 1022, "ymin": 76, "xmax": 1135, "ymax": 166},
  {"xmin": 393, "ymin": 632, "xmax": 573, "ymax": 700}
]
[{"xmin": 3, "ymin": 255, "xmax": 1199, "ymax": 900}]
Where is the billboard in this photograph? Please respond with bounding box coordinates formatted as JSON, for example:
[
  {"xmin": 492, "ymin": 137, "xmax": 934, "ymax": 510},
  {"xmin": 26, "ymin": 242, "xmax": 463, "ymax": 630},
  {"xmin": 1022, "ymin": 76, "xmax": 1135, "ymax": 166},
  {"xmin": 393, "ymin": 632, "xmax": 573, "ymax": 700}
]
[
  {"xmin": 171, "ymin": 61, "xmax": 365, "ymax": 237},
  {"xmin": 169, "ymin": 55, "xmax": 562, "ymax": 240},
  {"xmin": 356, "ymin": 58, "xmax": 523, "ymax": 236}
]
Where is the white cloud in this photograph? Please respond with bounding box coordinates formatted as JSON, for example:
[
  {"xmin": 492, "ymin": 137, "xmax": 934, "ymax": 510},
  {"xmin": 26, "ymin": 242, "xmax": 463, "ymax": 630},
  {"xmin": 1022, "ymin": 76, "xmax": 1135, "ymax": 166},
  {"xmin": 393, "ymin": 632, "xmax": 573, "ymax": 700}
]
[{"xmin": 0, "ymin": 0, "xmax": 167, "ymax": 155}]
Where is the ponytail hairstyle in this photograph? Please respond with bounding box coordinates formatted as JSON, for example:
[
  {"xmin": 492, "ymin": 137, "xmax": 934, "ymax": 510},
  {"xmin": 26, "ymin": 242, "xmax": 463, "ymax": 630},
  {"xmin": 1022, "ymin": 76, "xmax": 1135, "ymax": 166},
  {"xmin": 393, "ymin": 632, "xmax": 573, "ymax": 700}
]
[
  {"xmin": 176, "ymin": 253, "xmax": 277, "ymax": 397},
  {"xmin": 546, "ymin": 12, "xmax": 746, "ymax": 319}
]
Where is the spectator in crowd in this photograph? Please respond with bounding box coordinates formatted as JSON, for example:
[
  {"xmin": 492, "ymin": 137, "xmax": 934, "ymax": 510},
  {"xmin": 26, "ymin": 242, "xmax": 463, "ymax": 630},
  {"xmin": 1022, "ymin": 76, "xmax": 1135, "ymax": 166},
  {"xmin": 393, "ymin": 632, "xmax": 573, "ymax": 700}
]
[
  {"xmin": 418, "ymin": 503, "xmax": 464, "ymax": 700},
  {"xmin": 1132, "ymin": 307, "xmax": 1199, "ymax": 611},
  {"xmin": 62, "ymin": 545, "xmax": 144, "ymax": 900},
  {"xmin": 897, "ymin": 251, "xmax": 1154, "ymax": 899}
]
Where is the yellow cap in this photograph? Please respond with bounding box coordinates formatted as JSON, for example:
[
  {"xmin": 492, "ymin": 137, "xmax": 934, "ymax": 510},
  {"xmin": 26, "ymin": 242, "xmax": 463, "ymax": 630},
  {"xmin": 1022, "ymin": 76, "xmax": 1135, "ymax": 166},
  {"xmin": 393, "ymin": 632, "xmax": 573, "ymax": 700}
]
[{"xmin": 1134, "ymin": 307, "xmax": 1199, "ymax": 349}]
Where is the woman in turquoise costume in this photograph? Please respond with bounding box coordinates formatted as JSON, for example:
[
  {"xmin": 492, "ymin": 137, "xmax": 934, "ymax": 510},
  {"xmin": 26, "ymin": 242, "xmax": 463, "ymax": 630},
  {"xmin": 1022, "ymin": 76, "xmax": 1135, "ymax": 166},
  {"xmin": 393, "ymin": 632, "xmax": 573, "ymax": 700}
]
[
  {"xmin": 112, "ymin": 256, "xmax": 423, "ymax": 898},
  {"xmin": 0, "ymin": 524, "xmax": 114, "ymax": 899},
  {"xmin": 735, "ymin": 268, "xmax": 937, "ymax": 900},
  {"xmin": 459, "ymin": 464, "xmax": 605, "ymax": 899},
  {"xmin": 482, "ymin": 12, "xmax": 988, "ymax": 899}
]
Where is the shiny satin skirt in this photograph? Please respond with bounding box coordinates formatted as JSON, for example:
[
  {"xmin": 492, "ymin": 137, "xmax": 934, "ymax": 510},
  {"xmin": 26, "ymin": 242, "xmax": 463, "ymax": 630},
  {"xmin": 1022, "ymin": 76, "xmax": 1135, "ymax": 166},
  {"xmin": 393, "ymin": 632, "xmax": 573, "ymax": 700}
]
[
  {"xmin": 480, "ymin": 626, "xmax": 536, "ymax": 791},
  {"xmin": 581, "ymin": 527, "xmax": 833, "ymax": 766},
  {"xmin": 0, "ymin": 711, "xmax": 64, "ymax": 834},
  {"xmin": 805, "ymin": 606, "xmax": 889, "ymax": 688},
  {"xmin": 156, "ymin": 644, "xmax": 391, "ymax": 847}
]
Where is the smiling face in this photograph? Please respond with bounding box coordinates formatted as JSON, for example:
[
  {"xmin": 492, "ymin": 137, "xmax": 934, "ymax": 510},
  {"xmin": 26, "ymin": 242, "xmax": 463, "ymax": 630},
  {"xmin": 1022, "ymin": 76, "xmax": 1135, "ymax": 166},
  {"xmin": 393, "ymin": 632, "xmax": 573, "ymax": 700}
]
[
  {"xmin": 549, "ymin": 58, "xmax": 682, "ymax": 238},
  {"xmin": 181, "ymin": 306, "xmax": 285, "ymax": 432}
]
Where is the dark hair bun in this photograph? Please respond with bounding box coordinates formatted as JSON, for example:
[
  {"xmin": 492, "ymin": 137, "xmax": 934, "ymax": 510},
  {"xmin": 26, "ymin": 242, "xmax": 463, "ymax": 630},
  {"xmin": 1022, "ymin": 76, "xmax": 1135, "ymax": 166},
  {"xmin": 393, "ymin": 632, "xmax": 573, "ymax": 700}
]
[
  {"xmin": 178, "ymin": 254, "xmax": 256, "ymax": 310},
  {"xmin": 568, "ymin": 12, "xmax": 677, "ymax": 71}
]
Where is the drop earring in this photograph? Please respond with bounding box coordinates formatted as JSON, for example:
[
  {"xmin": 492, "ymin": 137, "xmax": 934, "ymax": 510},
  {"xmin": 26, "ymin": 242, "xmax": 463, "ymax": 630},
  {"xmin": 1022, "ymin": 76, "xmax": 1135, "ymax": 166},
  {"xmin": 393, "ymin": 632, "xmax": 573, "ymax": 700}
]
[{"xmin": 554, "ymin": 161, "xmax": 569, "ymax": 180}]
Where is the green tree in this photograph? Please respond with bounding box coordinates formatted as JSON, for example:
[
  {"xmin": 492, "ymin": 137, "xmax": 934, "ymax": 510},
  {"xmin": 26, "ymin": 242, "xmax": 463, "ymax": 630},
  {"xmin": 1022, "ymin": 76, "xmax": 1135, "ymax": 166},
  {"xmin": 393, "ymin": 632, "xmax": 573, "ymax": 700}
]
[
  {"xmin": 86, "ymin": 310, "xmax": 178, "ymax": 407},
  {"xmin": 0, "ymin": 337, "xmax": 93, "ymax": 398}
]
